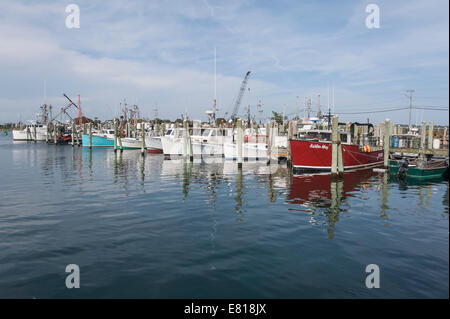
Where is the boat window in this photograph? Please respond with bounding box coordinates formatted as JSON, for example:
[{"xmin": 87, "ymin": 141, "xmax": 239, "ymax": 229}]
[
  {"xmin": 216, "ymin": 130, "xmax": 223, "ymax": 137},
  {"xmin": 166, "ymin": 129, "xmax": 172, "ymax": 136},
  {"xmin": 211, "ymin": 130, "xmax": 216, "ymax": 136},
  {"xmin": 202, "ymin": 129, "xmax": 211, "ymax": 137}
]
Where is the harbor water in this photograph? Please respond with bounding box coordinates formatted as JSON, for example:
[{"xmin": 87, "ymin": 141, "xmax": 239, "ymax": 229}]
[{"xmin": 0, "ymin": 133, "xmax": 448, "ymax": 298}]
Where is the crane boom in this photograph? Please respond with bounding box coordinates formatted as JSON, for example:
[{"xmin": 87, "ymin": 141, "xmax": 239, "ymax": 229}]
[{"xmin": 230, "ymin": 71, "xmax": 251, "ymax": 119}]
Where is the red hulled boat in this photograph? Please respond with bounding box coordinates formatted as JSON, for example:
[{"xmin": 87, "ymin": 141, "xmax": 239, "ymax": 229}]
[{"xmin": 289, "ymin": 129, "xmax": 384, "ymax": 172}]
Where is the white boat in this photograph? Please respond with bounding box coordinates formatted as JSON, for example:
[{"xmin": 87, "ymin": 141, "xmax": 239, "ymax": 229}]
[
  {"xmin": 12, "ymin": 124, "xmax": 48, "ymax": 141},
  {"xmin": 224, "ymin": 141, "xmax": 269, "ymax": 160},
  {"xmin": 190, "ymin": 128, "xmax": 234, "ymax": 157},
  {"xmin": 111, "ymin": 137, "xmax": 145, "ymax": 150},
  {"xmin": 145, "ymin": 135, "xmax": 163, "ymax": 153},
  {"xmin": 224, "ymin": 127, "xmax": 269, "ymax": 160}
]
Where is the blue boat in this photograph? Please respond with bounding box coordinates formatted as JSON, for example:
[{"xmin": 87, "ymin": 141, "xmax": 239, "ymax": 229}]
[{"xmin": 82, "ymin": 134, "xmax": 115, "ymax": 147}]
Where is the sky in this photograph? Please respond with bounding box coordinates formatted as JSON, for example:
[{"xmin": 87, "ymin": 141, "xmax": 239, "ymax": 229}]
[{"xmin": 0, "ymin": 0, "xmax": 448, "ymax": 125}]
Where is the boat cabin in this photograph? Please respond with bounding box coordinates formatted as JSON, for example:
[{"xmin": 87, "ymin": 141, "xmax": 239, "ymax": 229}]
[{"xmin": 297, "ymin": 130, "xmax": 351, "ymax": 144}]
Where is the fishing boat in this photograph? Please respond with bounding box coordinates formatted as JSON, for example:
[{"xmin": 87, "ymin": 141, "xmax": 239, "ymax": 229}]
[
  {"xmin": 12, "ymin": 124, "xmax": 48, "ymax": 141},
  {"xmin": 223, "ymin": 128, "xmax": 269, "ymax": 160},
  {"xmin": 389, "ymin": 158, "xmax": 448, "ymax": 179},
  {"xmin": 145, "ymin": 135, "xmax": 163, "ymax": 153},
  {"xmin": 289, "ymin": 129, "xmax": 384, "ymax": 172},
  {"xmin": 115, "ymin": 137, "xmax": 145, "ymax": 150},
  {"xmin": 81, "ymin": 129, "xmax": 115, "ymax": 147},
  {"xmin": 161, "ymin": 127, "xmax": 232, "ymax": 157},
  {"xmin": 191, "ymin": 127, "xmax": 234, "ymax": 157},
  {"xmin": 160, "ymin": 128, "xmax": 193, "ymax": 156}
]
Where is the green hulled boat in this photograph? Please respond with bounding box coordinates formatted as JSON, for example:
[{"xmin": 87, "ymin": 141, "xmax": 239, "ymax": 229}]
[{"xmin": 389, "ymin": 159, "xmax": 448, "ymax": 179}]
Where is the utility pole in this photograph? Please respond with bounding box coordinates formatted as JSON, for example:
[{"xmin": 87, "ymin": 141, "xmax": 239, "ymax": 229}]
[
  {"xmin": 317, "ymin": 94, "xmax": 321, "ymax": 118},
  {"xmin": 406, "ymin": 89, "xmax": 415, "ymax": 133}
]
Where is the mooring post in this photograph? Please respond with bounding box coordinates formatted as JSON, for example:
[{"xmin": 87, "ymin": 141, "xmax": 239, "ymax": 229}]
[
  {"xmin": 383, "ymin": 119, "xmax": 391, "ymax": 169},
  {"xmin": 53, "ymin": 124, "xmax": 57, "ymax": 144},
  {"xmin": 33, "ymin": 125, "xmax": 37, "ymax": 143},
  {"xmin": 88, "ymin": 122, "xmax": 92, "ymax": 149},
  {"xmin": 337, "ymin": 124, "xmax": 344, "ymax": 176},
  {"xmin": 188, "ymin": 125, "xmax": 193, "ymax": 162},
  {"xmin": 113, "ymin": 120, "xmax": 118, "ymax": 152},
  {"xmin": 418, "ymin": 121, "xmax": 426, "ymax": 169},
  {"xmin": 271, "ymin": 122, "xmax": 278, "ymax": 164},
  {"xmin": 118, "ymin": 127, "xmax": 123, "ymax": 152},
  {"xmin": 331, "ymin": 115, "xmax": 339, "ymax": 178},
  {"xmin": 427, "ymin": 121, "xmax": 434, "ymax": 150},
  {"xmin": 237, "ymin": 119, "xmax": 243, "ymax": 169},
  {"xmin": 78, "ymin": 128, "xmax": 82, "ymax": 146},
  {"xmin": 287, "ymin": 120, "xmax": 295, "ymax": 168},
  {"xmin": 182, "ymin": 120, "xmax": 188, "ymax": 158},
  {"xmin": 141, "ymin": 122, "xmax": 145, "ymax": 155},
  {"xmin": 46, "ymin": 125, "xmax": 49, "ymax": 143},
  {"xmin": 72, "ymin": 122, "xmax": 75, "ymax": 147}
]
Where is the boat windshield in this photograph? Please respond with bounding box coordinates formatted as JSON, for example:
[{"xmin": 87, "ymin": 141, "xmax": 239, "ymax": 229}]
[
  {"xmin": 298, "ymin": 131, "xmax": 348, "ymax": 143},
  {"xmin": 202, "ymin": 129, "xmax": 211, "ymax": 137}
]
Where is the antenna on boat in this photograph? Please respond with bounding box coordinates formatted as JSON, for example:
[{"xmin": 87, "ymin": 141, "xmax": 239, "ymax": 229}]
[
  {"xmin": 327, "ymin": 83, "xmax": 330, "ymax": 114},
  {"xmin": 332, "ymin": 82, "xmax": 335, "ymax": 114},
  {"xmin": 214, "ymin": 46, "xmax": 217, "ymax": 118}
]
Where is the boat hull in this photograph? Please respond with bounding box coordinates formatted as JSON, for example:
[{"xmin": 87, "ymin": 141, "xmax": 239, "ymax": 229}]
[
  {"xmin": 145, "ymin": 136, "xmax": 163, "ymax": 153},
  {"xmin": 12, "ymin": 128, "xmax": 47, "ymax": 141},
  {"xmin": 389, "ymin": 160, "xmax": 448, "ymax": 179},
  {"xmin": 289, "ymin": 140, "xmax": 384, "ymax": 171},
  {"xmin": 224, "ymin": 142, "xmax": 268, "ymax": 160},
  {"xmin": 82, "ymin": 134, "xmax": 114, "ymax": 147}
]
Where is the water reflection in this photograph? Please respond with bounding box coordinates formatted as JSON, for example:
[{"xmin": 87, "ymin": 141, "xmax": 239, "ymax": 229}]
[
  {"xmin": 286, "ymin": 169, "xmax": 378, "ymax": 239},
  {"xmin": 33, "ymin": 146, "xmax": 449, "ymax": 238}
]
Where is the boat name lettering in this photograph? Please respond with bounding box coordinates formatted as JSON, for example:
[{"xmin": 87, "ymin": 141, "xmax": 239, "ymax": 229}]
[{"xmin": 309, "ymin": 144, "xmax": 328, "ymax": 150}]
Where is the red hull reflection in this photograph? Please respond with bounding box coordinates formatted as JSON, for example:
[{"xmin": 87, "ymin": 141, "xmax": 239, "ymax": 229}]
[{"xmin": 287, "ymin": 168, "xmax": 378, "ymax": 207}]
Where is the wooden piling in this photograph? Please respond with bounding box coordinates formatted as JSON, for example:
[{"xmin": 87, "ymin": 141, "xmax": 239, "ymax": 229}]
[
  {"xmin": 114, "ymin": 120, "xmax": 118, "ymax": 152},
  {"xmin": 141, "ymin": 122, "xmax": 145, "ymax": 155},
  {"xmin": 418, "ymin": 121, "xmax": 426, "ymax": 169},
  {"xmin": 237, "ymin": 119, "xmax": 243, "ymax": 169},
  {"xmin": 118, "ymin": 128, "xmax": 123, "ymax": 152},
  {"xmin": 427, "ymin": 122, "xmax": 434, "ymax": 150},
  {"xmin": 53, "ymin": 124, "xmax": 57, "ymax": 144},
  {"xmin": 271, "ymin": 122, "xmax": 278, "ymax": 164},
  {"xmin": 287, "ymin": 120, "xmax": 296, "ymax": 168},
  {"xmin": 182, "ymin": 120, "xmax": 188, "ymax": 158},
  {"xmin": 266, "ymin": 122, "xmax": 271, "ymax": 165},
  {"xmin": 331, "ymin": 115, "xmax": 339, "ymax": 178},
  {"xmin": 383, "ymin": 119, "xmax": 391, "ymax": 168},
  {"xmin": 88, "ymin": 122, "xmax": 92, "ymax": 149},
  {"xmin": 72, "ymin": 122, "xmax": 75, "ymax": 147}
]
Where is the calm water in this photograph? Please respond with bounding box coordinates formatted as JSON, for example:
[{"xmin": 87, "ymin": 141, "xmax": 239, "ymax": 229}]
[{"xmin": 0, "ymin": 133, "xmax": 448, "ymax": 298}]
